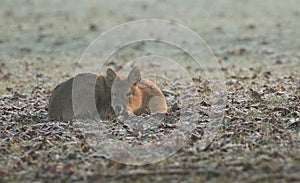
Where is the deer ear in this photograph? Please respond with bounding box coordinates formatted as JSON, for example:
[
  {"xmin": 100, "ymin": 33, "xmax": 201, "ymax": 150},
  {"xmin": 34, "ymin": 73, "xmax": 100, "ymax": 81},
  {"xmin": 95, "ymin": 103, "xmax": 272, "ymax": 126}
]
[
  {"xmin": 127, "ymin": 66, "xmax": 141, "ymax": 86},
  {"xmin": 106, "ymin": 68, "xmax": 119, "ymax": 86}
]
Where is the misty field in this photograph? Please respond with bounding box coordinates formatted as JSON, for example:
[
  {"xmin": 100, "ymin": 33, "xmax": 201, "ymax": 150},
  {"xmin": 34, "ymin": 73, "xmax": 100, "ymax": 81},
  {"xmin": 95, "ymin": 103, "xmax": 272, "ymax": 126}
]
[{"xmin": 0, "ymin": 0, "xmax": 299, "ymax": 182}]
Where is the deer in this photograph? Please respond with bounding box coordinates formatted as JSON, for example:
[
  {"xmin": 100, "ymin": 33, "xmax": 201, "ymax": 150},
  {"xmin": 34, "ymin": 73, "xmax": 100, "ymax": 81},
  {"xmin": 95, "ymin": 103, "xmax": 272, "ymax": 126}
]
[{"xmin": 48, "ymin": 67, "xmax": 167, "ymax": 121}]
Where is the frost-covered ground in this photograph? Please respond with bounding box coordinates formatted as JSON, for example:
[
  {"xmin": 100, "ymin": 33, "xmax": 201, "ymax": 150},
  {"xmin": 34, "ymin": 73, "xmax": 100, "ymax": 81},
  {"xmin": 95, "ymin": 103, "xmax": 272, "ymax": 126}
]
[{"xmin": 0, "ymin": 0, "xmax": 299, "ymax": 182}]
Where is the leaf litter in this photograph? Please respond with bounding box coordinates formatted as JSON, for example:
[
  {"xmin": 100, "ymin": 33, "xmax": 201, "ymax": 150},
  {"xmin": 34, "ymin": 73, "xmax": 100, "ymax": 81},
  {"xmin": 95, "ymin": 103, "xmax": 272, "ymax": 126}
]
[{"xmin": 0, "ymin": 58, "xmax": 299, "ymax": 182}]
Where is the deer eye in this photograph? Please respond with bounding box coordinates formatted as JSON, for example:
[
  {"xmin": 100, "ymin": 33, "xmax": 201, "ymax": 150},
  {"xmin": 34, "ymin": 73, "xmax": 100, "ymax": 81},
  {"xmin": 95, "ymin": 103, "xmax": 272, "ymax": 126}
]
[{"xmin": 126, "ymin": 92, "xmax": 131, "ymax": 97}]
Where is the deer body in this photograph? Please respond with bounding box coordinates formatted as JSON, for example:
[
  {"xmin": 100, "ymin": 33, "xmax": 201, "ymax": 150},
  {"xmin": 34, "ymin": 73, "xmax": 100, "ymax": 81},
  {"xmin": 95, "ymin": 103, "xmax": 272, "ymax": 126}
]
[
  {"xmin": 48, "ymin": 73, "xmax": 113, "ymax": 121},
  {"xmin": 48, "ymin": 67, "xmax": 167, "ymax": 121}
]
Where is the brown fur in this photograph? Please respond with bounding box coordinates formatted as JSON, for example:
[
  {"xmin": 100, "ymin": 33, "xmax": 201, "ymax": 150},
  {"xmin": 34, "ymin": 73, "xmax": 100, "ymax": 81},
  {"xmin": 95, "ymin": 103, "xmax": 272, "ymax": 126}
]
[
  {"xmin": 48, "ymin": 67, "xmax": 167, "ymax": 121},
  {"xmin": 48, "ymin": 73, "xmax": 113, "ymax": 121},
  {"xmin": 110, "ymin": 67, "xmax": 167, "ymax": 117}
]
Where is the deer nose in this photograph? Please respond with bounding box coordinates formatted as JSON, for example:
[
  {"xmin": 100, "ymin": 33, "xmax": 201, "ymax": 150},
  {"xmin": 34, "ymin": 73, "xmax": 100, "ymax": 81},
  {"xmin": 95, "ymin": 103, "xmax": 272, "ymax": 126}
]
[{"xmin": 114, "ymin": 105, "xmax": 123, "ymax": 114}]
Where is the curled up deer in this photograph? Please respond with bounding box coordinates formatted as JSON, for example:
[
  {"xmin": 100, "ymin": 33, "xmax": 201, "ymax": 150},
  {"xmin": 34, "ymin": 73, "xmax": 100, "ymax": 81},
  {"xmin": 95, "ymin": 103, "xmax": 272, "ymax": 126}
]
[{"xmin": 48, "ymin": 67, "xmax": 167, "ymax": 121}]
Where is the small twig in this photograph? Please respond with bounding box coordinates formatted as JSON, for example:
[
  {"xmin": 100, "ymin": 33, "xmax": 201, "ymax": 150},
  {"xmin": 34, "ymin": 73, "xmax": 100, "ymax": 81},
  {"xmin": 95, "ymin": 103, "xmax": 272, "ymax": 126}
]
[{"xmin": 89, "ymin": 168, "xmax": 220, "ymax": 180}]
